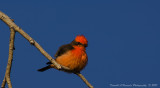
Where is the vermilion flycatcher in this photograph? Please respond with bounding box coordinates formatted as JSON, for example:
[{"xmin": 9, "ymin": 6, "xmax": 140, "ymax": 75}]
[{"xmin": 38, "ymin": 35, "xmax": 88, "ymax": 73}]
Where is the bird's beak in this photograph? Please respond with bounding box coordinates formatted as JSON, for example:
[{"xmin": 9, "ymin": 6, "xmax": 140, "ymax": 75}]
[{"xmin": 84, "ymin": 44, "xmax": 88, "ymax": 47}]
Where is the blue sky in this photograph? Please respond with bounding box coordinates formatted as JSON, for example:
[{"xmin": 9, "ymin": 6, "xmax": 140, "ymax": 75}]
[{"xmin": 0, "ymin": 0, "xmax": 160, "ymax": 88}]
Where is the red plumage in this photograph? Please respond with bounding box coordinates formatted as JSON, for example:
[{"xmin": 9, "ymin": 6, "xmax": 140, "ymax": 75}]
[{"xmin": 38, "ymin": 35, "xmax": 88, "ymax": 73}]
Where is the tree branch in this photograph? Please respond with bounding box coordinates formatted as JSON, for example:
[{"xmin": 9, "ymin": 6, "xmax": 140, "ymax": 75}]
[
  {"xmin": 75, "ymin": 73, "xmax": 94, "ymax": 88},
  {"xmin": 1, "ymin": 77, "xmax": 6, "ymax": 88},
  {"xmin": 0, "ymin": 11, "xmax": 68, "ymax": 70},
  {"xmin": 1, "ymin": 28, "xmax": 15, "ymax": 88},
  {"xmin": 0, "ymin": 11, "xmax": 93, "ymax": 88}
]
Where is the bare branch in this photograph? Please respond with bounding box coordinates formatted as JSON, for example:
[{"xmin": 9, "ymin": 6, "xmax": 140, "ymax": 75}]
[
  {"xmin": 1, "ymin": 78, "xmax": 6, "ymax": 88},
  {"xmin": 75, "ymin": 73, "xmax": 94, "ymax": 88},
  {"xmin": 0, "ymin": 11, "xmax": 62, "ymax": 70},
  {"xmin": 1, "ymin": 28, "xmax": 15, "ymax": 88}
]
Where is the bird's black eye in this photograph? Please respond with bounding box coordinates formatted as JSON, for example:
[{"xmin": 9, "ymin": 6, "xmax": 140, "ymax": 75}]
[
  {"xmin": 77, "ymin": 42, "xmax": 81, "ymax": 45},
  {"xmin": 71, "ymin": 40, "xmax": 84, "ymax": 46}
]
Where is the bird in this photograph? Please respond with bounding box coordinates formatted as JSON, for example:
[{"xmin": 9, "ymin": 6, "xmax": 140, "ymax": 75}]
[{"xmin": 38, "ymin": 35, "xmax": 88, "ymax": 73}]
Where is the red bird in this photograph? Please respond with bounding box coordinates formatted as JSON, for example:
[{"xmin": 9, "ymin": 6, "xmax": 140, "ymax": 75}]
[{"xmin": 38, "ymin": 35, "xmax": 88, "ymax": 73}]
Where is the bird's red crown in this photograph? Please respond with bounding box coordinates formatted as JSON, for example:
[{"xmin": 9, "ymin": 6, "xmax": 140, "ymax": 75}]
[{"xmin": 75, "ymin": 35, "xmax": 88, "ymax": 45}]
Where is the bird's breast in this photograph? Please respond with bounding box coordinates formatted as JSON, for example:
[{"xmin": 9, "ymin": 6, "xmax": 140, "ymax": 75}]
[{"xmin": 55, "ymin": 47, "xmax": 88, "ymax": 72}]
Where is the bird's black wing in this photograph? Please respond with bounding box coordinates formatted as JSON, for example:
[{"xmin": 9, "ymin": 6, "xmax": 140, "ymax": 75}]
[
  {"xmin": 54, "ymin": 44, "xmax": 74, "ymax": 58},
  {"xmin": 46, "ymin": 44, "xmax": 74, "ymax": 65}
]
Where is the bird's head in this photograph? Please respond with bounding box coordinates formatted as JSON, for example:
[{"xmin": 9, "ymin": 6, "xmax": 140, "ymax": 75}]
[{"xmin": 71, "ymin": 35, "xmax": 88, "ymax": 47}]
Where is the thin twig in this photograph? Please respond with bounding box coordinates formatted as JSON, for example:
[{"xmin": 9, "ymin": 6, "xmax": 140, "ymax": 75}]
[
  {"xmin": 1, "ymin": 78, "xmax": 6, "ymax": 88},
  {"xmin": 75, "ymin": 73, "xmax": 94, "ymax": 88},
  {"xmin": 1, "ymin": 28, "xmax": 15, "ymax": 88}
]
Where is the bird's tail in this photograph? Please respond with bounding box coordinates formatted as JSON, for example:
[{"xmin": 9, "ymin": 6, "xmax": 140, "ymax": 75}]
[{"xmin": 37, "ymin": 65, "xmax": 51, "ymax": 72}]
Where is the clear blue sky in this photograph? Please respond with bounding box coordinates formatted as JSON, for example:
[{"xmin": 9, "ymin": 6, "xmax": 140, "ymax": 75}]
[{"xmin": 0, "ymin": 0, "xmax": 160, "ymax": 88}]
